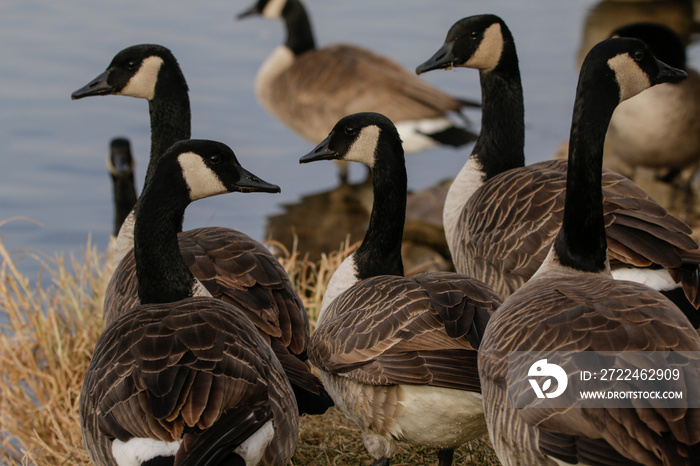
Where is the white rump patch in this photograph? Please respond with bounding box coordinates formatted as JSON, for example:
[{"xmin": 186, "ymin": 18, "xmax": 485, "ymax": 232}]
[
  {"xmin": 344, "ymin": 125, "xmax": 380, "ymax": 167},
  {"xmin": 262, "ymin": 0, "xmax": 287, "ymax": 18},
  {"xmin": 119, "ymin": 56, "xmax": 164, "ymax": 101},
  {"xmin": 396, "ymin": 118, "xmax": 453, "ymax": 153},
  {"xmin": 464, "ymin": 23, "xmax": 504, "ymax": 73},
  {"xmin": 611, "ymin": 267, "xmax": 678, "ymax": 291},
  {"xmin": 234, "ymin": 420, "xmax": 275, "ymax": 465},
  {"xmin": 178, "ymin": 152, "xmax": 227, "ymax": 201},
  {"xmin": 112, "ymin": 437, "xmax": 180, "ymax": 466},
  {"xmin": 607, "ymin": 54, "xmax": 651, "ymax": 102}
]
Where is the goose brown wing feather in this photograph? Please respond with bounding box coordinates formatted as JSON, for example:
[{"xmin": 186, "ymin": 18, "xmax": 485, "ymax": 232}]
[
  {"xmin": 309, "ymin": 274, "xmax": 500, "ymax": 391},
  {"xmin": 270, "ymin": 44, "xmax": 468, "ymax": 142},
  {"xmin": 81, "ymin": 297, "xmax": 298, "ymax": 464},
  {"xmin": 105, "ymin": 227, "xmax": 308, "ymax": 354},
  {"xmin": 460, "ymin": 159, "xmax": 700, "ymax": 307},
  {"xmin": 480, "ymin": 275, "xmax": 700, "ymax": 465}
]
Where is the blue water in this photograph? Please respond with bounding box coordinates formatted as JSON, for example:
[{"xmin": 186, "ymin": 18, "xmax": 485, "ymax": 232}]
[{"xmin": 3, "ymin": 0, "xmax": 691, "ymax": 278}]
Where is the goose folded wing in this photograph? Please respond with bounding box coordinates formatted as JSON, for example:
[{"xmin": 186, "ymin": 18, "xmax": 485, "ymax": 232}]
[
  {"xmin": 309, "ymin": 275, "xmax": 499, "ymax": 391},
  {"xmin": 179, "ymin": 227, "xmax": 309, "ymax": 354},
  {"xmin": 484, "ymin": 281, "xmax": 700, "ymax": 465},
  {"xmin": 86, "ymin": 299, "xmax": 274, "ymax": 445},
  {"xmin": 103, "ymin": 226, "xmax": 309, "ymax": 355}
]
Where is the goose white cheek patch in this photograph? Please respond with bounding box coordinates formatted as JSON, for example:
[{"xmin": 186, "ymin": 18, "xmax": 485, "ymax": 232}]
[
  {"xmin": 465, "ymin": 23, "xmax": 504, "ymax": 72},
  {"xmin": 608, "ymin": 54, "xmax": 651, "ymax": 102},
  {"xmin": 178, "ymin": 152, "xmax": 227, "ymax": 201},
  {"xmin": 120, "ymin": 56, "xmax": 164, "ymax": 101},
  {"xmin": 344, "ymin": 125, "xmax": 380, "ymax": 168},
  {"xmin": 262, "ymin": 0, "xmax": 287, "ymax": 18}
]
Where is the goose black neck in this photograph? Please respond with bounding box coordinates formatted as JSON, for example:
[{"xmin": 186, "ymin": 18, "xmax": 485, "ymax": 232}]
[
  {"xmin": 283, "ymin": 0, "xmax": 316, "ymax": 55},
  {"xmin": 354, "ymin": 135, "xmax": 406, "ymax": 280},
  {"xmin": 473, "ymin": 42, "xmax": 525, "ymax": 179},
  {"xmin": 142, "ymin": 70, "xmax": 191, "ymax": 189},
  {"xmin": 111, "ymin": 173, "xmax": 137, "ymax": 237},
  {"xmin": 134, "ymin": 164, "xmax": 195, "ymax": 304},
  {"xmin": 553, "ymin": 74, "xmax": 619, "ymax": 273}
]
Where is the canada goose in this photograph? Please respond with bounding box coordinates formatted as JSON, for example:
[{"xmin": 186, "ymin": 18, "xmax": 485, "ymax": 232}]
[
  {"xmin": 237, "ymin": 0, "xmax": 478, "ymax": 181},
  {"xmin": 605, "ymin": 23, "xmax": 700, "ymax": 206},
  {"xmin": 80, "ymin": 139, "xmax": 299, "ymax": 465},
  {"xmin": 477, "ymin": 38, "xmax": 700, "ymax": 465},
  {"xmin": 416, "ymin": 14, "xmax": 700, "ymax": 329},
  {"xmin": 300, "ymin": 112, "xmax": 502, "ymax": 466},
  {"xmin": 72, "ymin": 44, "xmax": 332, "ymax": 416},
  {"xmin": 107, "ymin": 137, "xmax": 138, "ymax": 238}
]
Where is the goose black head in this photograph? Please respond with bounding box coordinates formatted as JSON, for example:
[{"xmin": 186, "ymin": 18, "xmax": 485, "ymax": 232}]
[
  {"xmin": 72, "ymin": 44, "xmax": 185, "ymax": 101},
  {"xmin": 299, "ymin": 112, "xmax": 402, "ymax": 170},
  {"xmin": 107, "ymin": 137, "xmax": 134, "ymax": 179},
  {"xmin": 581, "ymin": 37, "xmax": 686, "ymax": 104},
  {"xmin": 416, "ymin": 14, "xmax": 511, "ymax": 75},
  {"xmin": 154, "ymin": 139, "xmax": 280, "ymax": 203},
  {"xmin": 237, "ymin": 0, "xmax": 287, "ymax": 19}
]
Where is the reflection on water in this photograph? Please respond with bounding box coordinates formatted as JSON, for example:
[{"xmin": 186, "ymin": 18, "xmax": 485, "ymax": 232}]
[
  {"xmin": 4, "ymin": 0, "xmax": 700, "ymax": 279},
  {"xmin": 266, "ymin": 178, "xmax": 453, "ymax": 274}
]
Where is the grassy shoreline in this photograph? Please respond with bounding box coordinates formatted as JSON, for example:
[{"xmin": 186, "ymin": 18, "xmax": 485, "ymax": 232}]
[{"xmin": 0, "ymin": 236, "xmax": 498, "ymax": 465}]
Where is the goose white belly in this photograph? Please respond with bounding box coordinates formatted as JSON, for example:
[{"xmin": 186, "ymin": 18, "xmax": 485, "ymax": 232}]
[{"xmin": 318, "ymin": 370, "xmax": 486, "ymax": 451}]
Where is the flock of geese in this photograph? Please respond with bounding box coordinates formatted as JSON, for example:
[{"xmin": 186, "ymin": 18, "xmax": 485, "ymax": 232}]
[{"xmin": 67, "ymin": 0, "xmax": 700, "ymax": 465}]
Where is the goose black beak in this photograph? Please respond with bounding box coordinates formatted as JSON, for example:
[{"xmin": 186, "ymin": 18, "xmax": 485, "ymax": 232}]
[
  {"xmin": 299, "ymin": 136, "xmax": 338, "ymax": 163},
  {"xmin": 71, "ymin": 69, "xmax": 113, "ymax": 100},
  {"xmin": 654, "ymin": 58, "xmax": 687, "ymax": 85},
  {"xmin": 235, "ymin": 167, "xmax": 281, "ymax": 194},
  {"xmin": 416, "ymin": 42, "xmax": 456, "ymax": 75},
  {"xmin": 236, "ymin": 3, "xmax": 261, "ymax": 20}
]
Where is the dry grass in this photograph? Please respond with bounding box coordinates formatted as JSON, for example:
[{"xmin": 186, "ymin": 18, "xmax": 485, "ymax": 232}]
[
  {"xmin": 0, "ymin": 233, "xmax": 499, "ymax": 465},
  {"xmin": 0, "ymin": 235, "xmax": 109, "ymax": 465}
]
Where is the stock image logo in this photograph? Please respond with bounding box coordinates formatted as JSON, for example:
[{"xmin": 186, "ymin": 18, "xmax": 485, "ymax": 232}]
[{"xmin": 527, "ymin": 359, "xmax": 568, "ymax": 399}]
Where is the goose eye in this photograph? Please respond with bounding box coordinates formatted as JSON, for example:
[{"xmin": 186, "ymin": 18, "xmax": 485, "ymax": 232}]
[
  {"xmin": 470, "ymin": 31, "xmax": 479, "ymax": 40},
  {"xmin": 208, "ymin": 154, "xmax": 221, "ymax": 165},
  {"xmin": 126, "ymin": 61, "xmax": 136, "ymax": 70},
  {"xmin": 344, "ymin": 126, "xmax": 356, "ymax": 136},
  {"xmin": 633, "ymin": 49, "xmax": 644, "ymax": 62}
]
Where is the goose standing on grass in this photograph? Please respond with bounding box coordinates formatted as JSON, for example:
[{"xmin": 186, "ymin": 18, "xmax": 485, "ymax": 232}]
[
  {"xmin": 605, "ymin": 22, "xmax": 700, "ymax": 215},
  {"xmin": 107, "ymin": 137, "xmax": 138, "ymax": 239},
  {"xmin": 237, "ymin": 0, "xmax": 478, "ymax": 182},
  {"xmin": 81, "ymin": 139, "xmax": 299, "ymax": 466},
  {"xmin": 72, "ymin": 44, "xmax": 332, "ymax": 416},
  {"xmin": 300, "ymin": 112, "xmax": 502, "ymax": 466},
  {"xmin": 477, "ymin": 38, "xmax": 700, "ymax": 465},
  {"xmin": 416, "ymin": 14, "xmax": 700, "ymax": 329}
]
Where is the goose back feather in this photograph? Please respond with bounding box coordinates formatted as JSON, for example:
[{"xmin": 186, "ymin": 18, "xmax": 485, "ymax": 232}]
[
  {"xmin": 238, "ymin": 0, "xmax": 478, "ymax": 168},
  {"xmin": 72, "ymin": 43, "xmax": 332, "ymax": 415},
  {"xmin": 416, "ymin": 14, "xmax": 700, "ymax": 328},
  {"xmin": 477, "ymin": 37, "xmax": 700, "ymax": 465},
  {"xmin": 81, "ymin": 139, "xmax": 299, "ymax": 465},
  {"xmin": 300, "ymin": 112, "xmax": 501, "ymax": 465}
]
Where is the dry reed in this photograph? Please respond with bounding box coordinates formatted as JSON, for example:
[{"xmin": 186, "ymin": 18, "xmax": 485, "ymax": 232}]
[{"xmin": 0, "ymin": 233, "xmax": 498, "ymax": 465}]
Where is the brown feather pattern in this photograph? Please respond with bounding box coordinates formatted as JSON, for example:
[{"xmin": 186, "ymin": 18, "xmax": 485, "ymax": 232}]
[
  {"xmin": 80, "ymin": 297, "xmax": 298, "ymax": 465},
  {"xmin": 309, "ymin": 272, "xmax": 501, "ymax": 391},
  {"xmin": 261, "ymin": 44, "xmax": 469, "ymax": 144},
  {"xmin": 456, "ymin": 159, "xmax": 700, "ymax": 307},
  {"xmin": 102, "ymin": 227, "xmax": 326, "ymax": 400},
  {"xmin": 480, "ymin": 271, "xmax": 700, "ymax": 465}
]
